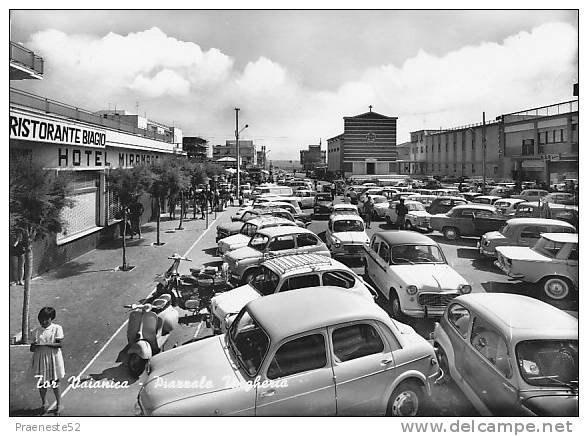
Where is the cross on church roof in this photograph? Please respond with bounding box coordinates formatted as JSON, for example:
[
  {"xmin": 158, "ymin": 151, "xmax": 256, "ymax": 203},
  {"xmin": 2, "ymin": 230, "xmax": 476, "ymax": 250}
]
[{"xmin": 369, "ymin": 105, "xmax": 372, "ymax": 112}]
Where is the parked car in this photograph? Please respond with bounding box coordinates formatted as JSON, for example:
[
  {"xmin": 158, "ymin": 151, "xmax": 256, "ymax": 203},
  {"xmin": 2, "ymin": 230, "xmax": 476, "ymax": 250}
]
[
  {"xmin": 294, "ymin": 189, "xmax": 316, "ymax": 209},
  {"xmin": 385, "ymin": 200, "xmax": 426, "ymax": 226},
  {"xmin": 472, "ymin": 195, "xmax": 502, "ymax": 205},
  {"xmin": 360, "ymin": 194, "xmax": 389, "ymax": 218},
  {"xmin": 137, "ymin": 286, "xmax": 440, "ymax": 416},
  {"xmin": 513, "ymin": 189, "xmax": 549, "ymax": 202},
  {"xmin": 493, "ymin": 198, "xmax": 525, "ymax": 216},
  {"xmin": 265, "ymin": 201, "xmax": 312, "ymax": 224},
  {"xmin": 542, "ymin": 193, "xmax": 577, "ymax": 206},
  {"xmin": 406, "ymin": 194, "xmax": 436, "ymax": 209},
  {"xmin": 364, "ymin": 231, "xmax": 471, "ymax": 320},
  {"xmin": 344, "ymin": 185, "xmax": 365, "ymax": 204},
  {"xmin": 313, "ymin": 192, "xmax": 335, "ymax": 217},
  {"xmin": 511, "ymin": 202, "xmax": 578, "ymax": 227},
  {"xmin": 326, "ymin": 214, "xmax": 370, "ymax": 259},
  {"xmin": 428, "ymin": 196, "xmax": 469, "ymax": 215},
  {"xmin": 330, "ymin": 203, "xmax": 359, "ymax": 217},
  {"xmin": 405, "ymin": 204, "xmax": 432, "ymax": 232},
  {"xmin": 462, "ymin": 192, "xmax": 483, "ymax": 202},
  {"xmin": 223, "ymin": 226, "xmax": 330, "ymax": 284},
  {"xmin": 478, "ymin": 218, "xmax": 576, "ymax": 258},
  {"xmin": 219, "ymin": 208, "xmax": 304, "ymax": 241},
  {"xmin": 430, "ymin": 204, "xmax": 507, "ymax": 240},
  {"xmin": 495, "ymin": 233, "xmax": 578, "ymax": 300},
  {"xmin": 488, "ymin": 186, "xmax": 515, "ymax": 198},
  {"xmin": 210, "ymin": 253, "xmax": 377, "ymax": 333},
  {"xmin": 432, "ymin": 293, "xmax": 578, "ymax": 416},
  {"xmin": 217, "ymin": 216, "xmax": 297, "ymax": 255}
]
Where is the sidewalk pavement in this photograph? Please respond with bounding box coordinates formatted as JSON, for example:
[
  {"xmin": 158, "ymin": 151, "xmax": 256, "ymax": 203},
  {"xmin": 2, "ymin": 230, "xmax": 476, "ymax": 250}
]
[{"xmin": 9, "ymin": 206, "xmax": 233, "ymax": 416}]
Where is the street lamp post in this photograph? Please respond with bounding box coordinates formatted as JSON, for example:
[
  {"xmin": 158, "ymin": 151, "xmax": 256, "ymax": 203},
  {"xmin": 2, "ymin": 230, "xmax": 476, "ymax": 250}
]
[
  {"xmin": 482, "ymin": 111, "xmax": 487, "ymax": 192},
  {"xmin": 234, "ymin": 108, "xmax": 248, "ymax": 197}
]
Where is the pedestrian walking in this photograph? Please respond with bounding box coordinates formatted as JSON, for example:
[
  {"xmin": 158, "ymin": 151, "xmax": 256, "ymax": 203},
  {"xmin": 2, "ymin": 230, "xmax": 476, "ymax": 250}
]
[
  {"xmin": 129, "ymin": 197, "xmax": 144, "ymax": 239},
  {"xmin": 395, "ymin": 198, "xmax": 409, "ymax": 230},
  {"xmin": 229, "ymin": 190, "xmax": 235, "ymax": 207},
  {"xmin": 10, "ymin": 228, "xmax": 25, "ymax": 286},
  {"xmin": 30, "ymin": 307, "xmax": 65, "ymax": 416},
  {"xmin": 199, "ymin": 193, "xmax": 207, "ymax": 219},
  {"xmin": 168, "ymin": 196, "xmax": 177, "ymax": 220},
  {"xmin": 364, "ymin": 195, "xmax": 374, "ymax": 229}
]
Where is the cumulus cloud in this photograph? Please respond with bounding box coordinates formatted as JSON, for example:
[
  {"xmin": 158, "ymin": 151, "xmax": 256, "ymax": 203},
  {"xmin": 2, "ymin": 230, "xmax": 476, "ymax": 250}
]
[{"xmin": 18, "ymin": 22, "xmax": 577, "ymax": 159}]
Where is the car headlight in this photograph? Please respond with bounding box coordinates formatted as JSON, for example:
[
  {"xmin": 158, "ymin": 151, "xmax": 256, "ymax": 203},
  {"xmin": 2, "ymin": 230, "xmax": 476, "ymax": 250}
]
[
  {"xmin": 459, "ymin": 284, "xmax": 472, "ymax": 294},
  {"xmin": 406, "ymin": 285, "xmax": 418, "ymax": 295}
]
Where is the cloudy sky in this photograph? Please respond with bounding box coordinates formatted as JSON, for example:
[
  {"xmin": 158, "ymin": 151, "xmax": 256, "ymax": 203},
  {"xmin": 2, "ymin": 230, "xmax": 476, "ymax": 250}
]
[{"xmin": 10, "ymin": 10, "xmax": 578, "ymax": 160}]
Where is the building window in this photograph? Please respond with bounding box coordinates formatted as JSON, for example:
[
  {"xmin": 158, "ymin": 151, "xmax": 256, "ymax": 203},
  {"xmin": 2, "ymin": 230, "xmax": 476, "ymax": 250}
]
[
  {"xmin": 471, "ymin": 133, "xmax": 476, "ymax": 150},
  {"xmin": 472, "ymin": 164, "xmax": 475, "ymax": 173},
  {"xmin": 343, "ymin": 162, "xmax": 353, "ymax": 172},
  {"xmin": 445, "ymin": 143, "xmax": 448, "ymax": 153},
  {"xmin": 389, "ymin": 162, "xmax": 395, "ymax": 172},
  {"xmin": 438, "ymin": 143, "xmax": 441, "ymax": 153},
  {"xmin": 522, "ymin": 139, "xmax": 534, "ymax": 156}
]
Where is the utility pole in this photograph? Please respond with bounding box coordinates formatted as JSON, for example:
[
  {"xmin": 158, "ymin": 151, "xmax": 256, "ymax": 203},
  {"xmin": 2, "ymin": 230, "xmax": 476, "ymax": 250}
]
[
  {"xmin": 235, "ymin": 108, "xmax": 240, "ymax": 198},
  {"xmin": 482, "ymin": 112, "xmax": 487, "ymax": 193}
]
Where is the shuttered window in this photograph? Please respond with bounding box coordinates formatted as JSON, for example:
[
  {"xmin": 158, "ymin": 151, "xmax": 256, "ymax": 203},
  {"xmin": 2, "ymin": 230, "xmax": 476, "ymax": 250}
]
[{"xmin": 57, "ymin": 171, "xmax": 100, "ymax": 242}]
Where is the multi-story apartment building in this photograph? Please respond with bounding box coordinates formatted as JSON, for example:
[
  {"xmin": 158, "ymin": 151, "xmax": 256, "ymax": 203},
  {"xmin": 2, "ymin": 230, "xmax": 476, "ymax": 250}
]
[
  {"xmin": 300, "ymin": 142, "xmax": 326, "ymax": 171},
  {"xmin": 214, "ymin": 140, "xmax": 257, "ymax": 168},
  {"xmin": 183, "ymin": 136, "xmax": 212, "ymax": 161},
  {"xmin": 497, "ymin": 100, "xmax": 578, "ymax": 185}
]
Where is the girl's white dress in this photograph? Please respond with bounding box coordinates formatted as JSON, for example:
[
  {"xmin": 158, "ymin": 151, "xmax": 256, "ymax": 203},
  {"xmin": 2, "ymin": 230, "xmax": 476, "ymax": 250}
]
[{"xmin": 31, "ymin": 323, "xmax": 65, "ymax": 382}]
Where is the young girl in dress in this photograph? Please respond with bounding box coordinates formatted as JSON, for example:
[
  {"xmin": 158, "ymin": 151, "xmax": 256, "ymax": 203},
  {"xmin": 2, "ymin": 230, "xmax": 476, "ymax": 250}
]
[{"xmin": 30, "ymin": 307, "xmax": 65, "ymax": 415}]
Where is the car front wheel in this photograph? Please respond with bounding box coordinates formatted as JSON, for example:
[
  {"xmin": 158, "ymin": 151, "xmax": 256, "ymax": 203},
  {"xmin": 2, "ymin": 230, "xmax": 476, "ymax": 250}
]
[
  {"xmin": 541, "ymin": 276, "xmax": 571, "ymax": 300},
  {"xmin": 389, "ymin": 290, "xmax": 404, "ymax": 321},
  {"xmin": 387, "ymin": 381, "xmax": 425, "ymax": 417},
  {"xmin": 442, "ymin": 227, "xmax": 459, "ymax": 240}
]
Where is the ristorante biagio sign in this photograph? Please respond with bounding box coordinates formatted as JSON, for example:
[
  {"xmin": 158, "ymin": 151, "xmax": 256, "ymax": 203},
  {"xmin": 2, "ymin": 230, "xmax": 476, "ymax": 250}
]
[{"xmin": 10, "ymin": 112, "xmax": 106, "ymax": 148}]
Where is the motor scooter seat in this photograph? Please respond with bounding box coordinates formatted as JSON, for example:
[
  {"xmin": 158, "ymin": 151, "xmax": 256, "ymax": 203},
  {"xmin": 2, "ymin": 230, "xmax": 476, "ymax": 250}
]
[{"xmin": 151, "ymin": 295, "xmax": 171, "ymax": 313}]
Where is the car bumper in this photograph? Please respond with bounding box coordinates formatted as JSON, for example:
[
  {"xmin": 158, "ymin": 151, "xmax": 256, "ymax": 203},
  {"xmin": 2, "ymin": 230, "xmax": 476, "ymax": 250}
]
[
  {"xmin": 415, "ymin": 224, "xmax": 432, "ymax": 232},
  {"xmin": 494, "ymin": 260, "xmax": 524, "ymax": 278},
  {"xmin": 331, "ymin": 245, "xmax": 366, "ymax": 258},
  {"xmin": 476, "ymin": 241, "xmax": 496, "ymax": 257}
]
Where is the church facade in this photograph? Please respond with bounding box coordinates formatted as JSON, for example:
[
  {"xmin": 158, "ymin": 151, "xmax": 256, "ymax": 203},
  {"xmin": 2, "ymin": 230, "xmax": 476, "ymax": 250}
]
[{"xmin": 327, "ymin": 107, "xmax": 398, "ymax": 176}]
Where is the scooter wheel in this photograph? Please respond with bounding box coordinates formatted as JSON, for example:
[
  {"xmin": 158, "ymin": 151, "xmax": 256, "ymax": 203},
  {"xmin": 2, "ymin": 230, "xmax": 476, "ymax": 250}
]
[{"xmin": 128, "ymin": 354, "xmax": 147, "ymax": 377}]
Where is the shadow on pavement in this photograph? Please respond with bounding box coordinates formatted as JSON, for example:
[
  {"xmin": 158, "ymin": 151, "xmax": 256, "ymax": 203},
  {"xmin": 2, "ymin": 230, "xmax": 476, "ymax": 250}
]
[
  {"xmin": 471, "ymin": 257, "xmax": 500, "ymax": 273},
  {"xmin": 456, "ymin": 247, "xmax": 481, "ymax": 260},
  {"xmin": 481, "ymin": 280, "xmax": 578, "ymax": 313},
  {"xmin": 89, "ymin": 364, "xmax": 139, "ymax": 386}
]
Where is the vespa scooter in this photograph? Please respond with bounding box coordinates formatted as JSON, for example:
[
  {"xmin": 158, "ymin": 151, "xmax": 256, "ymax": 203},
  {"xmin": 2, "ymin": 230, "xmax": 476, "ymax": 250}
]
[{"xmin": 123, "ymin": 294, "xmax": 179, "ymax": 377}]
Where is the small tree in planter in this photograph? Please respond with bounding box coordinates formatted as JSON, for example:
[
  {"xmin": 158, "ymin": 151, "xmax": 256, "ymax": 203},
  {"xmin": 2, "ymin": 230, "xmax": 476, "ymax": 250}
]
[
  {"xmin": 107, "ymin": 165, "xmax": 153, "ymax": 271},
  {"xmin": 9, "ymin": 156, "xmax": 72, "ymax": 343}
]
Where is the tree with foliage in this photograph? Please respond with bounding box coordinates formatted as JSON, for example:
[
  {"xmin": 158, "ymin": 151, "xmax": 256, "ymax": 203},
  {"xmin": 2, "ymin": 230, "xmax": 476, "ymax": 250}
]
[
  {"xmin": 107, "ymin": 164, "xmax": 153, "ymax": 271},
  {"xmin": 149, "ymin": 160, "xmax": 169, "ymax": 245},
  {"xmin": 10, "ymin": 156, "xmax": 72, "ymax": 343}
]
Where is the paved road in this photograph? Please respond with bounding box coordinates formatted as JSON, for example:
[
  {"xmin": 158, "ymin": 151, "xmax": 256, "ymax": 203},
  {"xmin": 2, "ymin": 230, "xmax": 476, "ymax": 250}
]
[{"xmin": 53, "ymin": 199, "xmax": 578, "ymax": 416}]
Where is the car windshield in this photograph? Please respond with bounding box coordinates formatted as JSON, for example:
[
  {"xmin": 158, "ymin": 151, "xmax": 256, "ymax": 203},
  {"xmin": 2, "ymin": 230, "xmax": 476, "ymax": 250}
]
[
  {"xmin": 333, "ymin": 219, "xmax": 365, "ymax": 232},
  {"xmin": 407, "ymin": 203, "xmax": 425, "ymax": 211},
  {"xmin": 248, "ymin": 233, "xmax": 269, "ymax": 251},
  {"xmin": 532, "ymin": 237, "xmax": 568, "ymax": 258},
  {"xmin": 250, "ymin": 267, "xmax": 280, "ymax": 296},
  {"xmin": 240, "ymin": 222, "xmax": 257, "ymax": 236},
  {"xmin": 516, "ymin": 340, "xmax": 578, "ymax": 388},
  {"xmin": 391, "ymin": 244, "xmax": 445, "ymax": 264},
  {"xmin": 228, "ymin": 309, "xmax": 270, "ymax": 376},
  {"xmin": 316, "ymin": 194, "xmax": 332, "ymax": 201}
]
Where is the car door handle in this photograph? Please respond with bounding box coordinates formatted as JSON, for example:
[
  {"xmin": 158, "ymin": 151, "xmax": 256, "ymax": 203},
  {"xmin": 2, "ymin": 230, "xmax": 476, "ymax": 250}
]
[
  {"xmin": 502, "ymin": 382, "xmax": 516, "ymax": 392},
  {"xmin": 380, "ymin": 358, "xmax": 394, "ymax": 366},
  {"xmin": 260, "ymin": 389, "xmax": 276, "ymax": 398}
]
